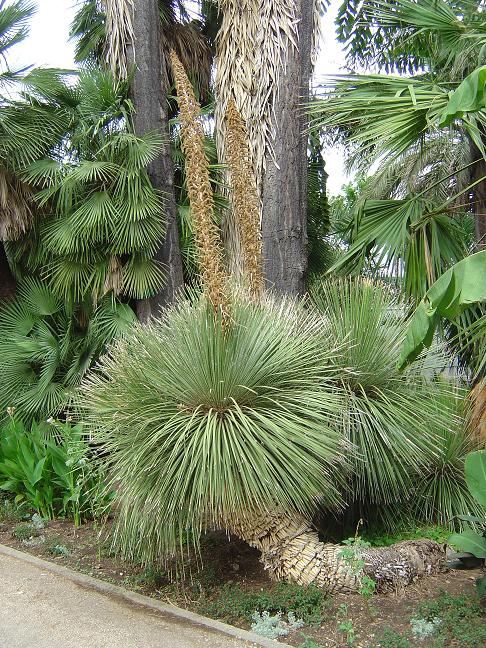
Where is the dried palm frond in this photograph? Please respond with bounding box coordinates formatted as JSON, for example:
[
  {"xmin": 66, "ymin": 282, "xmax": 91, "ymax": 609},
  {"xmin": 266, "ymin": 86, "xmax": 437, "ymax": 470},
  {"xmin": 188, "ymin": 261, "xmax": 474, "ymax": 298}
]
[
  {"xmin": 0, "ymin": 168, "xmax": 34, "ymax": 241},
  {"xmin": 225, "ymin": 100, "xmax": 263, "ymax": 296},
  {"xmin": 467, "ymin": 379, "xmax": 486, "ymax": 447},
  {"xmin": 162, "ymin": 21, "xmax": 212, "ymax": 102},
  {"xmin": 169, "ymin": 50, "xmax": 229, "ymax": 321},
  {"xmin": 214, "ymin": 0, "xmax": 299, "ymax": 198},
  {"xmin": 102, "ymin": 0, "xmax": 134, "ymax": 79}
]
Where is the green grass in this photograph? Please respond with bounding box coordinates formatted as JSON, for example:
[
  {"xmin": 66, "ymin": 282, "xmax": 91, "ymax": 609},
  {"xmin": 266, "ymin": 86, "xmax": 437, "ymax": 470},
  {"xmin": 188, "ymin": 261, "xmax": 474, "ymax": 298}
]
[{"xmin": 362, "ymin": 523, "xmax": 450, "ymax": 547}]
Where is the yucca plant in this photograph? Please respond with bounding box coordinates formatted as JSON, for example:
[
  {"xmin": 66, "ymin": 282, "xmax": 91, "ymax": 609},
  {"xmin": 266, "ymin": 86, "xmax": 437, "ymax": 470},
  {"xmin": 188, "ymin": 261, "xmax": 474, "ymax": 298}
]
[
  {"xmin": 311, "ymin": 277, "xmax": 462, "ymax": 516},
  {"xmin": 0, "ymin": 278, "xmax": 136, "ymax": 422},
  {"xmin": 75, "ymin": 293, "xmax": 345, "ymax": 563},
  {"xmin": 412, "ymin": 408, "xmax": 483, "ymax": 530}
]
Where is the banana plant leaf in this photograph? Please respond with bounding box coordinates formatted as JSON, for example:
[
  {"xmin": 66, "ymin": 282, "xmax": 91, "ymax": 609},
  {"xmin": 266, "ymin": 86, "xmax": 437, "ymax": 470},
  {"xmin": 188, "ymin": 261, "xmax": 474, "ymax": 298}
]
[
  {"xmin": 398, "ymin": 251, "xmax": 486, "ymax": 369},
  {"xmin": 440, "ymin": 66, "xmax": 486, "ymax": 127}
]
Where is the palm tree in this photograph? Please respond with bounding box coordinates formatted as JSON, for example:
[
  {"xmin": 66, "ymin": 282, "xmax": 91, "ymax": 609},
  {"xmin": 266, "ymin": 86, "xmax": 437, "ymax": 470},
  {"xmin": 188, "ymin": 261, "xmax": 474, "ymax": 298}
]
[
  {"xmin": 214, "ymin": 0, "xmax": 325, "ymax": 294},
  {"xmin": 0, "ymin": 0, "xmax": 40, "ymax": 299},
  {"xmin": 71, "ymin": 1, "xmax": 215, "ymax": 318},
  {"xmin": 316, "ymin": 0, "xmax": 486, "ymax": 250}
]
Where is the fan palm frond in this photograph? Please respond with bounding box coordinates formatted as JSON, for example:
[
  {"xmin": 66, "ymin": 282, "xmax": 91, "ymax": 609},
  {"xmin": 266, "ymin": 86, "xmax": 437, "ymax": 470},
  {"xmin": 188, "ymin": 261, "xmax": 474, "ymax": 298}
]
[
  {"xmin": 0, "ymin": 278, "xmax": 136, "ymax": 422},
  {"xmin": 328, "ymin": 194, "xmax": 469, "ymax": 300}
]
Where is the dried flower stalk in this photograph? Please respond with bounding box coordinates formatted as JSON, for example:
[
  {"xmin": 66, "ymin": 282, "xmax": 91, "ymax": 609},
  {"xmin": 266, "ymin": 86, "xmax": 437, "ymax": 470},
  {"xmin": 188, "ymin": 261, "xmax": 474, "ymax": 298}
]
[
  {"xmin": 169, "ymin": 50, "xmax": 230, "ymax": 322},
  {"xmin": 225, "ymin": 100, "xmax": 263, "ymax": 296}
]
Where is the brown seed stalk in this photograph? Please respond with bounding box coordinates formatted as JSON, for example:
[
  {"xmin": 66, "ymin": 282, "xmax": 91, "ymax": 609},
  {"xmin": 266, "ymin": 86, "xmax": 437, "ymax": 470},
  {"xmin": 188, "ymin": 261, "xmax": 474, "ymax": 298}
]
[
  {"xmin": 225, "ymin": 100, "xmax": 264, "ymax": 297},
  {"xmin": 169, "ymin": 50, "xmax": 230, "ymax": 324}
]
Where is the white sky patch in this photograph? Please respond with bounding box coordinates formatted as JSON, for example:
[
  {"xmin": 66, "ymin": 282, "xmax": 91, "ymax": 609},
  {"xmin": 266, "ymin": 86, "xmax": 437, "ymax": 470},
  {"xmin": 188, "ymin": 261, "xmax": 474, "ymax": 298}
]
[{"xmin": 13, "ymin": 0, "xmax": 348, "ymax": 194}]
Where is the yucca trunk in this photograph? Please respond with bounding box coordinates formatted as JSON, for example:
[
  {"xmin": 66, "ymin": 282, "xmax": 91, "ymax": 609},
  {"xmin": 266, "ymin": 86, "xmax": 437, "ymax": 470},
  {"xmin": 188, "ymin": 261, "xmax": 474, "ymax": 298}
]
[{"xmin": 230, "ymin": 510, "xmax": 446, "ymax": 593}]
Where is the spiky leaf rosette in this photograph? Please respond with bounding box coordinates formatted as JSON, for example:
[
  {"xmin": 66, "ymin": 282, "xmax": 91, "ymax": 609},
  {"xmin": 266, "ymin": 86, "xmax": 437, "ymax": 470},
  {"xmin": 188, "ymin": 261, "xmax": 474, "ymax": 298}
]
[
  {"xmin": 311, "ymin": 277, "xmax": 459, "ymax": 508},
  {"xmin": 411, "ymin": 387, "xmax": 483, "ymax": 530},
  {"xmin": 75, "ymin": 294, "xmax": 345, "ymax": 564}
]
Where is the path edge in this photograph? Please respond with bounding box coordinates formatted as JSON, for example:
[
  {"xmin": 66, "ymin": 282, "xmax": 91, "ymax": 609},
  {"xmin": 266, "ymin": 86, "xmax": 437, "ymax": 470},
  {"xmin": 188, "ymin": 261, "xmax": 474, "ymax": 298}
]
[{"xmin": 0, "ymin": 542, "xmax": 287, "ymax": 647}]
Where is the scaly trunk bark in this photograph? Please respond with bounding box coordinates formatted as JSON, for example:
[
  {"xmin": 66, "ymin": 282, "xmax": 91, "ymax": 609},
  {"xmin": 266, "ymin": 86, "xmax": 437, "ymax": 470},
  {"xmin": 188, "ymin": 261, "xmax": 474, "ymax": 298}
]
[
  {"xmin": 128, "ymin": 0, "xmax": 183, "ymax": 321},
  {"xmin": 467, "ymin": 378, "xmax": 486, "ymax": 447},
  {"xmin": 0, "ymin": 243, "xmax": 16, "ymax": 301},
  {"xmin": 261, "ymin": 0, "xmax": 311, "ymax": 296},
  {"xmin": 230, "ymin": 510, "xmax": 446, "ymax": 593},
  {"xmin": 470, "ymin": 137, "xmax": 486, "ymax": 251}
]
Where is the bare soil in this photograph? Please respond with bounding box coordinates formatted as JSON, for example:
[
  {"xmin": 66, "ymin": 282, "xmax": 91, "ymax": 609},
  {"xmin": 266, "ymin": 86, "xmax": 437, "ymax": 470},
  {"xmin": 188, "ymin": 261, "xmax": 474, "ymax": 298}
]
[{"xmin": 0, "ymin": 517, "xmax": 484, "ymax": 648}]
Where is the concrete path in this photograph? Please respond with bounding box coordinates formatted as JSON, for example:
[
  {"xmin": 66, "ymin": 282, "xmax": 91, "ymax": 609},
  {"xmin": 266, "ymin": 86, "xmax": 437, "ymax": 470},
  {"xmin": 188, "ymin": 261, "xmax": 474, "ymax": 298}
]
[{"xmin": 0, "ymin": 548, "xmax": 282, "ymax": 648}]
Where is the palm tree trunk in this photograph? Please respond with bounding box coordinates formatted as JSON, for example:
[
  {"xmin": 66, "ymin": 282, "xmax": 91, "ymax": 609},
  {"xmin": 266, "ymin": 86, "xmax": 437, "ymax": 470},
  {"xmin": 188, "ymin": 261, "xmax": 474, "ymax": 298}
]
[
  {"xmin": 261, "ymin": 0, "xmax": 311, "ymax": 296},
  {"xmin": 127, "ymin": 0, "xmax": 184, "ymax": 321},
  {"xmin": 470, "ymin": 137, "xmax": 486, "ymax": 251},
  {"xmin": 215, "ymin": 0, "xmax": 316, "ymax": 295},
  {"xmin": 230, "ymin": 510, "xmax": 446, "ymax": 593}
]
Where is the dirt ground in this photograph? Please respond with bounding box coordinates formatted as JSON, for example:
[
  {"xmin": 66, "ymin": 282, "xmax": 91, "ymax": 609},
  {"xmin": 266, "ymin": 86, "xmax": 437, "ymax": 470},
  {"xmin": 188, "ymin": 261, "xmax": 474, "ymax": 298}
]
[{"xmin": 0, "ymin": 517, "xmax": 484, "ymax": 648}]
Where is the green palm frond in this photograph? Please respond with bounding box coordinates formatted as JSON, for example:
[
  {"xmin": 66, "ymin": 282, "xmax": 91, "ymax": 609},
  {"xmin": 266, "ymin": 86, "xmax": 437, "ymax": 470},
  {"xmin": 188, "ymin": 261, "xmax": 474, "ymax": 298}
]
[
  {"xmin": 0, "ymin": 279, "xmax": 136, "ymax": 422},
  {"xmin": 336, "ymin": 0, "xmax": 484, "ymax": 75},
  {"xmin": 75, "ymin": 294, "xmax": 346, "ymax": 563},
  {"xmin": 7, "ymin": 67, "xmax": 167, "ymax": 303},
  {"xmin": 327, "ymin": 195, "xmax": 469, "ymax": 299},
  {"xmin": 310, "ymin": 75, "xmax": 451, "ymax": 170},
  {"xmin": 311, "ymin": 277, "xmax": 461, "ymax": 510},
  {"xmin": 0, "ymin": 0, "xmax": 36, "ymax": 84}
]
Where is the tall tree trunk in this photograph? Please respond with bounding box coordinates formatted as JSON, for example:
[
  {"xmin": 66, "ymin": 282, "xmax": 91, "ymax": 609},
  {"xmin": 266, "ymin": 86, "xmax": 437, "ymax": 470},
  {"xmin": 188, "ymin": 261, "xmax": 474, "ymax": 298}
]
[
  {"xmin": 215, "ymin": 0, "xmax": 316, "ymax": 295},
  {"xmin": 230, "ymin": 509, "xmax": 446, "ymax": 593},
  {"xmin": 127, "ymin": 0, "xmax": 184, "ymax": 321},
  {"xmin": 470, "ymin": 138, "xmax": 486, "ymax": 251},
  {"xmin": 261, "ymin": 0, "xmax": 311, "ymax": 296}
]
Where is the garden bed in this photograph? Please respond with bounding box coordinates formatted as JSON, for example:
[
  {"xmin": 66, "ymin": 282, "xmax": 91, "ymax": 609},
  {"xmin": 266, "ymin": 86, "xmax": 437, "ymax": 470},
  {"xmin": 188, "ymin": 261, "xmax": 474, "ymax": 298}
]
[{"xmin": 0, "ymin": 514, "xmax": 484, "ymax": 647}]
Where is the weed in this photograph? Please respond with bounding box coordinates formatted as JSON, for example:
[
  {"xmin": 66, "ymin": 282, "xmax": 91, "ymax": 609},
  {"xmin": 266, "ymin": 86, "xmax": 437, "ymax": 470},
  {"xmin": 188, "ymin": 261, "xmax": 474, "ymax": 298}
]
[
  {"xmin": 339, "ymin": 526, "xmax": 376, "ymax": 600},
  {"xmin": 298, "ymin": 637, "xmax": 325, "ymax": 648},
  {"xmin": 132, "ymin": 567, "xmax": 167, "ymax": 589},
  {"xmin": 0, "ymin": 498, "xmax": 29, "ymax": 523},
  {"xmin": 371, "ymin": 629, "xmax": 410, "ymax": 648},
  {"xmin": 338, "ymin": 619, "xmax": 356, "ymax": 646}
]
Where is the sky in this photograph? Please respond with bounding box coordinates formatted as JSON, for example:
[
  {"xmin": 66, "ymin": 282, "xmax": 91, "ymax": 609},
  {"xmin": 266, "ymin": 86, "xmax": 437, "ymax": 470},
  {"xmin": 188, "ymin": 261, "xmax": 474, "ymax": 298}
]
[{"xmin": 12, "ymin": 0, "xmax": 348, "ymax": 194}]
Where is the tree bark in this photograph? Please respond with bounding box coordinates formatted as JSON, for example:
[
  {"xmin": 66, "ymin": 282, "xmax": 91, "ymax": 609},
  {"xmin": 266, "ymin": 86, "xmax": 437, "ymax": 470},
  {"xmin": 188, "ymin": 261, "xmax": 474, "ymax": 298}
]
[
  {"xmin": 128, "ymin": 0, "xmax": 183, "ymax": 322},
  {"xmin": 230, "ymin": 509, "xmax": 446, "ymax": 593},
  {"xmin": 261, "ymin": 0, "xmax": 312, "ymax": 296},
  {"xmin": 470, "ymin": 138, "xmax": 486, "ymax": 251}
]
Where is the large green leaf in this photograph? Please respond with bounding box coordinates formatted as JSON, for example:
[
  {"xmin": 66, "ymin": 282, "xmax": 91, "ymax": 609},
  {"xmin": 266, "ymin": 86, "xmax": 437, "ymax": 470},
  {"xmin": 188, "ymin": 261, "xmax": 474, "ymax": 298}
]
[
  {"xmin": 440, "ymin": 66, "xmax": 486, "ymax": 127},
  {"xmin": 448, "ymin": 530, "xmax": 486, "ymax": 558},
  {"xmin": 465, "ymin": 451, "xmax": 486, "ymax": 509},
  {"xmin": 398, "ymin": 251, "xmax": 486, "ymax": 368}
]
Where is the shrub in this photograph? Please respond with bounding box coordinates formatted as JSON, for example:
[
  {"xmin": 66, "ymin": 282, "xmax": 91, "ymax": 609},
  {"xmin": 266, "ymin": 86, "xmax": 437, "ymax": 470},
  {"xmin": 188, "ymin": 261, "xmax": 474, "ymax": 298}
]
[
  {"xmin": 0, "ymin": 418, "xmax": 108, "ymax": 523},
  {"xmin": 311, "ymin": 277, "xmax": 466, "ymax": 518},
  {"xmin": 75, "ymin": 294, "xmax": 345, "ymax": 563}
]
